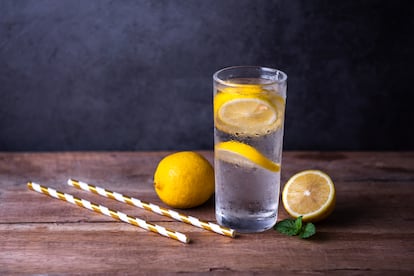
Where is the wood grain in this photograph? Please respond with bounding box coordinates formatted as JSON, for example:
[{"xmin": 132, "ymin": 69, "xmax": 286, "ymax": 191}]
[{"xmin": 1, "ymin": 151, "xmax": 413, "ymax": 274}]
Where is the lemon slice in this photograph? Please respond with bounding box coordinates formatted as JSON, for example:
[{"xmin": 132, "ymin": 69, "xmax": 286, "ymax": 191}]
[
  {"xmin": 215, "ymin": 141, "xmax": 280, "ymax": 172},
  {"xmin": 214, "ymin": 90, "xmax": 285, "ymax": 137},
  {"xmin": 282, "ymin": 170, "xmax": 336, "ymax": 222}
]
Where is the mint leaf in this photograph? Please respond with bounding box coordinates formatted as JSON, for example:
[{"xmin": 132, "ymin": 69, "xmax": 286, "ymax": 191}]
[
  {"xmin": 294, "ymin": 216, "xmax": 303, "ymax": 232},
  {"xmin": 299, "ymin": 222, "xmax": 316, "ymax": 239},
  {"xmin": 274, "ymin": 218, "xmax": 300, "ymax": 236},
  {"xmin": 274, "ymin": 216, "xmax": 316, "ymax": 239}
]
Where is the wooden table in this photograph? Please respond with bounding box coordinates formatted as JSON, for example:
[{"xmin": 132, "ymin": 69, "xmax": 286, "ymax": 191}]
[{"xmin": 1, "ymin": 151, "xmax": 413, "ymax": 274}]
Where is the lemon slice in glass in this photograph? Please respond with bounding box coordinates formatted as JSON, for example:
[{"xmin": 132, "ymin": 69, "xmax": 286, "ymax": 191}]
[
  {"xmin": 215, "ymin": 141, "xmax": 280, "ymax": 172},
  {"xmin": 282, "ymin": 170, "xmax": 336, "ymax": 222},
  {"xmin": 214, "ymin": 89, "xmax": 285, "ymax": 137}
]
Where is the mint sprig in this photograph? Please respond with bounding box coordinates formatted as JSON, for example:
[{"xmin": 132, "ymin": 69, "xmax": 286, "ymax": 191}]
[{"xmin": 274, "ymin": 216, "xmax": 316, "ymax": 239}]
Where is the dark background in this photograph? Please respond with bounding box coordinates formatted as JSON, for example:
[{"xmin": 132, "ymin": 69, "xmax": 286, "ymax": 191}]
[{"xmin": 1, "ymin": 0, "xmax": 413, "ymax": 151}]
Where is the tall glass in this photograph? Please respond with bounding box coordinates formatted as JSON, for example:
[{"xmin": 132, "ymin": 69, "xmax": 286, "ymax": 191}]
[{"xmin": 213, "ymin": 66, "xmax": 287, "ymax": 233}]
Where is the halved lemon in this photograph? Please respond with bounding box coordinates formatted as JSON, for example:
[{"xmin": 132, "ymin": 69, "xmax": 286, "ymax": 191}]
[
  {"xmin": 214, "ymin": 88, "xmax": 285, "ymax": 137},
  {"xmin": 215, "ymin": 141, "xmax": 280, "ymax": 172},
  {"xmin": 282, "ymin": 170, "xmax": 336, "ymax": 222}
]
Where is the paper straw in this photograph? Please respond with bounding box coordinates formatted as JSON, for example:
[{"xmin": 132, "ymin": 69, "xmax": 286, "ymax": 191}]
[
  {"xmin": 27, "ymin": 182, "xmax": 190, "ymax": 244},
  {"xmin": 67, "ymin": 179, "xmax": 236, "ymax": 238}
]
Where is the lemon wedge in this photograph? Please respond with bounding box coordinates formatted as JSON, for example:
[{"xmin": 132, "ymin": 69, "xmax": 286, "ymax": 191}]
[
  {"xmin": 282, "ymin": 170, "xmax": 336, "ymax": 222},
  {"xmin": 215, "ymin": 141, "xmax": 280, "ymax": 172},
  {"xmin": 214, "ymin": 88, "xmax": 285, "ymax": 137}
]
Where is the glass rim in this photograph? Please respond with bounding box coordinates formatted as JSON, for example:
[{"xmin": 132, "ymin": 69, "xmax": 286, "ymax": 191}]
[{"xmin": 213, "ymin": 65, "xmax": 287, "ymax": 87}]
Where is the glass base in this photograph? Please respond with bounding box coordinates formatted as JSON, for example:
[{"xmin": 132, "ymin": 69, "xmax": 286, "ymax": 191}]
[{"xmin": 216, "ymin": 213, "xmax": 277, "ymax": 233}]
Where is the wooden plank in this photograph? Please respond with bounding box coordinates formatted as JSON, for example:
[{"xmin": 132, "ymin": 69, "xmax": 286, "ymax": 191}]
[
  {"xmin": 0, "ymin": 151, "xmax": 413, "ymax": 274},
  {"xmin": 1, "ymin": 223, "xmax": 412, "ymax": 274}
]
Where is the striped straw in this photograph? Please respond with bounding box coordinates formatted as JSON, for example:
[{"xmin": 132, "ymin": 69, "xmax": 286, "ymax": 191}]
[
  {"xmin": 68, "ymin": 179, "xmax": 236, "ymax": 238},
  {"xmin": 27, "ymin": 182, "xmax": 190, "ymax": 244}
]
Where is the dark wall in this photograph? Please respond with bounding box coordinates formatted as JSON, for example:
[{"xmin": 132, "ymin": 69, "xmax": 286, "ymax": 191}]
[{"xmin": 1, "ymin": 0, "xmax": 413, "ymax": 151}]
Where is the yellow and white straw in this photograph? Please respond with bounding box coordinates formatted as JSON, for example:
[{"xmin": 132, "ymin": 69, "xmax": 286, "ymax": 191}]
[
  {"xmin": 27, "ymin": 182, "xmax": 190, "ymax": 244},
  {"xmin": 67, "ymin": 178, "xmax": 236, "ymax": 238}
]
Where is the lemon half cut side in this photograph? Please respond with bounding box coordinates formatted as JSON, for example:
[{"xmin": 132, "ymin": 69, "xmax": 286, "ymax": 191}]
[
  {"xmin": 282, "ymin": 170, "xmax": 336, "ymax": 222},
  {"xmin": 215, "ymin": 141, "xmax": 280, "ymax": 172}
]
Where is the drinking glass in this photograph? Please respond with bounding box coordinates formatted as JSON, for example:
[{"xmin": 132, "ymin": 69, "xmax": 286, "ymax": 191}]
[{"xmin": 213, "ymin": 66, "xmax": 287, "ymax": 232}]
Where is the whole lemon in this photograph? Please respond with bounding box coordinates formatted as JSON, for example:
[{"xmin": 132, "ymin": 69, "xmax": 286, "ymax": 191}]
[{"xmin": 154, "ymin": 151, "xmax": 215, "ymax": 209}]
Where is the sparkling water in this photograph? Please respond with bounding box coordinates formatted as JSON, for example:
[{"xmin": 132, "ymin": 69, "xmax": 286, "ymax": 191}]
[
  {"xmin": 215, "ymin": 127, "xmax": 284, "ymax": 232},
  {"xmin": 213, "ymin": 71, "xmax": 287, "ymax": 233}
]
